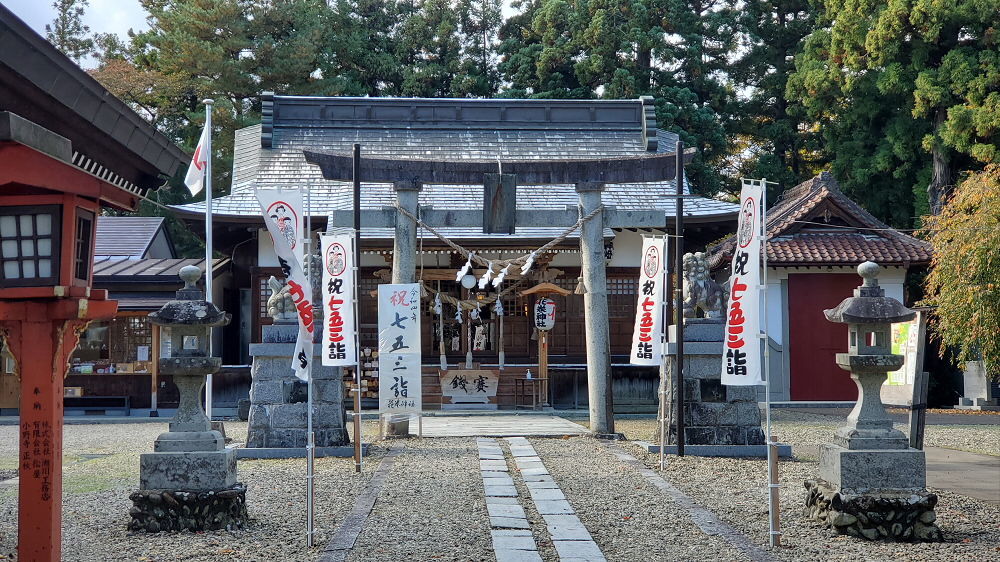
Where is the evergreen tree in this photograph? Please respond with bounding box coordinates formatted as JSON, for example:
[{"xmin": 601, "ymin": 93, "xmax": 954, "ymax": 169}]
[
  {"xmin": 788, "ymin": 0, "xmax": 1000, "ymax": 221},
  {"xmin": 328, "ymin": 0, "xmax": 412, "ymax": 96},
  {"xmin": 396, "ymin": 0, "xmax": 464, "ymax": 97},
  {"xmin": 453, "ymin": 0, "xmax": 503, "ymax": 96},
  {"xmin": 45, "ymin": 0, "xmax": 95, "ymax": 64},
  {"xmin": 654, "ymin": 0, "xmax": 739, "ymax": 196},
  {"xmin": 730, "ymin": 0, "xmax": 818, "ymax": 194},
  {"xmin": 498, "ymin": 0, "xmax": 592, "ymax": 98}
]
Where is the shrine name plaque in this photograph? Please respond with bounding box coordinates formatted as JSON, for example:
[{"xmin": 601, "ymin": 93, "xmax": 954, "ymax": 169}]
[{"xmin": 440, "ymin": 370, "xmax": 498, "ymax": 404}]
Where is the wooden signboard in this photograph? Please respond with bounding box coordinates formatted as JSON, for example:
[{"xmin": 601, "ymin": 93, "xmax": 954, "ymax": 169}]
[{"xmin": 440, "ymin": 369, "xmax": 498, "ymax": 404}]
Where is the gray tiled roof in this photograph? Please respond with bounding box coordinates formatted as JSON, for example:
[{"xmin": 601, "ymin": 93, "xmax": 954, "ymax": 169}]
[
  {"xmin": 175, "ymin": 96, "xmax": 736, "ymax": 237},
  {"xmin": 94, "ymin": 216, "xmax": 165, "ymax": 258}
]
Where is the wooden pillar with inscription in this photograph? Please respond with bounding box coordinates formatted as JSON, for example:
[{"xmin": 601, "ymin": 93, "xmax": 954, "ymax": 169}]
[{"xmin": 1, "ymin": 298, "xmax": 116, "ymax": 561}]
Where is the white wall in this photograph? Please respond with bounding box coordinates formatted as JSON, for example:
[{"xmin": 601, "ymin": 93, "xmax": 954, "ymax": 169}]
[{"xmin": 607, "ymin": 230, "xmax": 646, "ymax": 268}]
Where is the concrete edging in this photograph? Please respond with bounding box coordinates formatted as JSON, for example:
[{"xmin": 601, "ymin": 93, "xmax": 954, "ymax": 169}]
[
  {"xmin": 235, "ymin": 445, "xmax": 369, "ymax": 459},
  {"xmin": 636, "ymin": 441, "xmax": 793, "ymax": 458}
]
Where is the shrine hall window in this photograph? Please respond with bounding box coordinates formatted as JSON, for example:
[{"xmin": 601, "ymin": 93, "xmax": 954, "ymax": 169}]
[{"xmin": 0, "ymin": 205, "xmax": 61, "ymax": 287}]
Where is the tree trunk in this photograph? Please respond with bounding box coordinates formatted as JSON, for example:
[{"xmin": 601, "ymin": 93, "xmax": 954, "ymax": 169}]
[{"xmin": 928, "ymin": 108, "xmax": 951, "ymax": 215}]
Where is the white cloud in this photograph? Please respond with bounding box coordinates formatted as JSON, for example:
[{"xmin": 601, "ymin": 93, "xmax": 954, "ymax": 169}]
[{"xmin": 3, "ymin": 0, "xmax": 147, "ymax": 38}]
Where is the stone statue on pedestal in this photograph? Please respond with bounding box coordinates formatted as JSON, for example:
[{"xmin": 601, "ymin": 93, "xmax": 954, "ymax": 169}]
[{"xmin": 682, "ymin": 252, "xmax": 725, "ymax": 319}]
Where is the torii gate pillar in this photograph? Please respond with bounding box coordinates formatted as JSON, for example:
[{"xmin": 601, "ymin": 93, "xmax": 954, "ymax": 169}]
[
  {"xmin": 385, "ymin": 180, "xmax": 420, "ymax": 436},
  {"xmin": 577, "ymin": 182, "xmax": 614, "ymax": 435}
]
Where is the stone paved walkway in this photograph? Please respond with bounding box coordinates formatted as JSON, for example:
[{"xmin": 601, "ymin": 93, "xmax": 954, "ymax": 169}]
[
  {"xmin": 422, "ymin": 415, "xmax": 589, "ymax": 437},
  {"xmin": 478, "ymin": 437, "xmax": 606, "ymax": 562}
]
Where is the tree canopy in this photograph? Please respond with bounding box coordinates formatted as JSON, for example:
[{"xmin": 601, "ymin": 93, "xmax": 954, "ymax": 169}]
[
  {"xmin": 923, "ymin": 166, "xmax": 1000, "ymax": 380},
  {"xmin": 44, "ymin": 0, "xmax": 998, "ymax": 236}
]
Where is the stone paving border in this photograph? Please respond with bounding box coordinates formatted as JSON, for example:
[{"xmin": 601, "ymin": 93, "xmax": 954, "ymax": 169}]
[
  {"xmin": 318, "ymin": 445, "xmax": 403, "ymax": 562},
  {"xmin": 602, "ymin": 441, "xmax": 775, "ymax": 562},
  {"xmin": 506, "ymin": 437, "xmax": 607, "ymax": 562}
]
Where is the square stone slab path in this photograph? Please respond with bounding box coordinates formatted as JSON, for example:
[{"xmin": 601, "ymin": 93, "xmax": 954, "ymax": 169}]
[{"xmin": 478, "ymin": 436, "xmax": 607, "ymax": 562}]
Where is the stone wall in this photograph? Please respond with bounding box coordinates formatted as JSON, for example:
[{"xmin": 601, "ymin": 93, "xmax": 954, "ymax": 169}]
[
  {"xmin": 247, "ymin": 324, "xmax": 349, "ymax": 448},
  {"xmin": 662, "ymin": 319, "xmax": 766, "ymax": 446}
]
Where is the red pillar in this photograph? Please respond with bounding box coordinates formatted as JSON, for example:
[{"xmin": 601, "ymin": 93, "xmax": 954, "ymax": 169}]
[
  {"xmin": 15, "ymin": 309, "xmax": 65, "ymax": 562},
  {"xmin": 1, "ymin": 299, "xmax": 112, "ymax": 562}
]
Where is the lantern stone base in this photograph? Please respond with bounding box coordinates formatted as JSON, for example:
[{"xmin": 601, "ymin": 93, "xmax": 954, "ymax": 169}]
[
  {"xmin": 819, "ymin": 443, "xmax": 926, "ymax": 492},
  {"xmin": 804, "ymin": 479, "xmax": 941, "ymax": 541},
  {"xmin": 139, "ymin": 448, "xmax": 238, "ymax": 491},
  {"xmin": 128, "ymin": 483, "xmax": 248, "ymax": 533}
]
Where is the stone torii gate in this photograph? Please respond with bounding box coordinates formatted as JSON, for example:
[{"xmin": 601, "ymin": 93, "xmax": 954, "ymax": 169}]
[{"xmin": 304, "ymin": 148, "xmax": 693, "ymax": 435}]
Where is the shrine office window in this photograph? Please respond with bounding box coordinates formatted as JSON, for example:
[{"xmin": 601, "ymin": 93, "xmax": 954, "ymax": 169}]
[
  {"xmin": 74, "ymin": 208, "xmax": 95, "ymax": 282},
  {"xmin": 0, "ymin": 205, "xmax": 61, "ymax": 287}
]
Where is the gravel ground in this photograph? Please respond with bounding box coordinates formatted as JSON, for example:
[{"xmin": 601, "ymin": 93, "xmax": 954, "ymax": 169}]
[
  {"xmin": 0, "ymin": 421, "xmax": 385, "ymax": 561},
  {"xmin": 531, "ymin": 436, "xmax": 749, "ymax": 561},
  {"xmin": 586, "ymin": 413, "xmax": 1000, "ymax": 561},
  {"xmin": 346, "ymin": 437, "xmax": 493, "ymax": 562}
]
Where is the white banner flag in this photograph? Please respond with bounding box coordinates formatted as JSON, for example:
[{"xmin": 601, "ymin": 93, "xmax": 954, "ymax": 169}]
[
  {"xmin": 257, "ymin": 187, "xmax": 313, "ymax": 381},
  {"xmin": 320, "ymin": 233, "xmax": 357, "ymax": 367},
  {"xmin": 377, "ymin": 284, "xmax": 422, "ymax": 414},
  {"xmin": 722, "ymin": 180, "xmax": 765, "ymax": 386},
  {"xmin": 630, "ymin": 236, "xmax": 666, "ymax": 365},
  {"xmin": 184, "ymin": 121, "xmax": 210, "ymax": 196}
]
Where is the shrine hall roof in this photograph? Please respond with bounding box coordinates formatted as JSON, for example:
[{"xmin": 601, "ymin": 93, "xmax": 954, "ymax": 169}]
[
  {"xmin": 708, "ymin": 172, "xmax": 933, "ymax": 269},
  {"xmin": 174, "ymin": 96, "xmax": 739, "ymax": 238}
]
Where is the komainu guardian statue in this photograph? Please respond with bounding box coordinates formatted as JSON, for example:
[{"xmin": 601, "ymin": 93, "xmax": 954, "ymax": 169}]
[
  {"xmin": 682, "ymin": 252, "xmax": 725, "ymax": 319},
  {"xmin": 266, "ymin": 276, "xmax": 298, "ymax": 323}
]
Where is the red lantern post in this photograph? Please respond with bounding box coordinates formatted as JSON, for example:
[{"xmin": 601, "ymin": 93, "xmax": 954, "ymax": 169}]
[{"xmin": 0, "ymin": 115, "xmax": 143, "ymax": 561}]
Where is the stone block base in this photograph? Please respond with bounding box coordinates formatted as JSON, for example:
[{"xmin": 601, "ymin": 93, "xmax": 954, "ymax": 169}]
[
  {"xmin": 128, "ymin": 483, "xmax": 248, "ymax": 532},
  {"xmin": 819, "ymin": 444, "xmax": 925, "ymax": 492},
  {"xmin": 804, "ymin": 479, "xmax": 941, "ymax": 541},
  {"xmin": 139, "ymin": 448, "xmax": 237, "ymax": 491}
]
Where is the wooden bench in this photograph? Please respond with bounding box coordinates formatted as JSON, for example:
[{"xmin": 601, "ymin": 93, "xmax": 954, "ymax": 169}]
[{"xmin": 64, "ymin": 396, "xmax": 130, "ymax": 416}]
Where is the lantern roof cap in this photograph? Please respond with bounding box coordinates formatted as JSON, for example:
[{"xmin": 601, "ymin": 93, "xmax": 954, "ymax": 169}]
[
  {"xmin": 824, "ymin": 261, "xmax": 915, "ymax": 324},
  {"xmin": 148, "ymin": 265, "xmax": 230, "ymax": 327},
  {"xmin": 520, "ymin": 282, "xmax": 572, "ymax": 297}
]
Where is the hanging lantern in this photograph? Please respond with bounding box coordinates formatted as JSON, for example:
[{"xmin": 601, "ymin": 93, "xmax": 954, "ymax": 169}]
[{"xmin": 534, "ymin": 297, "xmax": 556, "ymax": 331}]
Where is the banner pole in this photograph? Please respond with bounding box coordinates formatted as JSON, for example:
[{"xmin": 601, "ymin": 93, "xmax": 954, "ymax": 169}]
[
  {"xmin": 203, "ymin": 99, "xmax": 214, "ymax": 421},
  {"xmin": 761, "ymin": 178, "xmax": 781, "ymax": 547},
  {"xmin": 352, "ymin": 144, "xmax": 363, "ymax": 472},
  {"xmin": 674, "ymin": 141, "xmax": 685, "ymax": 457},
  {"xmin": 305, "ymin": 183, "xmax": 315, "ymax": 548},
  {"xmin": 659, "ymin": 232, "xmax": 668, "ymax": 469}
]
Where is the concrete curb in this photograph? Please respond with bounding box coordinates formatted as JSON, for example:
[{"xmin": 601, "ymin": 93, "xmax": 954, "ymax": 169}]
[
  {"xmin": 235, "ymin": 445, "xmax": 370, "ymax": 459},
  {"xmin": 636, "ymin": 441, "xmax": 794, "ymax": 458}
]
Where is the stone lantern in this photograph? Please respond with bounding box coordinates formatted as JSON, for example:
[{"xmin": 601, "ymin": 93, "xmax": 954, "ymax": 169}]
[
  {"xmin": 128, "ymin": 265, "xmax": 247, "ymax": 532},
  {"xmin": 805, "ymin": 261, "xmax": 941, "ymax": 541}
]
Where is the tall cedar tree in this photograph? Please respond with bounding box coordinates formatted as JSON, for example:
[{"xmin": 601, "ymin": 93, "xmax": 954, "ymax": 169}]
[
  {"xmin": 788, "ymin": 0, "xmax": 1000, "ymax": 224},
  {"xmin": 46, "ymin": 0, "xmax": 95, "ymax": 63},
  {"xmin": 499, "ymin": 0, "xmax": 738, "ymax": 196},
  {"xmin": 730, "ymin": 0, "xmax": 819, "ymax": 195}
]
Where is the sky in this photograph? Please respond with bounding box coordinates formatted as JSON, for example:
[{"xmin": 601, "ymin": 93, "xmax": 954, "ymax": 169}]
[{"xmin": 3, "ymin": 0, "xmax": 148, "ymax": 40}]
